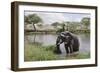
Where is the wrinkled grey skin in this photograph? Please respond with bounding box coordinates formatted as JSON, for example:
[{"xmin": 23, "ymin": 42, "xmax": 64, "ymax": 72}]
[{"xmin": 55, "ymin": 31, "xmax": 79, "ymax": 54}]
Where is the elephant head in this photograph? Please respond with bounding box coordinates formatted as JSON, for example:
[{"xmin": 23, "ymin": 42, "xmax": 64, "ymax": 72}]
[{"xmin": 56, "ymin": 31, "xmax": 73, "ymax": 45}]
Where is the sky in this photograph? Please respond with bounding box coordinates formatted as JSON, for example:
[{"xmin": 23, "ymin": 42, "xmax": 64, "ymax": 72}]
[{"xmin": 25, "ymin": 11, "xmax": 90, "ymax": 25}]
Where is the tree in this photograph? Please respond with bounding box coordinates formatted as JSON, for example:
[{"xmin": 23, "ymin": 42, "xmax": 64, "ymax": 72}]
[
  {"xmin": 60, "ymin": 22, "xmax": 65, "ymax": 31},
  {"xmin": 25, "ymin": 14, "xmax": 42, "ymax": 31},
  {"xmin": 81, "ymin": 17, "xmax": 90, "ymax": 29},
  {"xmin": 51, "ymin": 22, "xmax": 60, "ymax": 28},
  {"xmin": 37, "ymin": 23, "xmax": 43, "ymax": 27}
]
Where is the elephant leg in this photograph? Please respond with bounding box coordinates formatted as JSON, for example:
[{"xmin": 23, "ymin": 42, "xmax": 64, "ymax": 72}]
[
  {"xmin": 64, "ymin": 44, "xmax": 70, "ymax": 54},
  {"xmin": 69, "ymin": 44, "xmax": 73, "ymax": 53}
]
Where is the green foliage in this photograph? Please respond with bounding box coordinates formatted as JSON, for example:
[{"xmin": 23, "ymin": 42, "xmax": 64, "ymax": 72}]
[
  {"xmin": 25, "ymin": 16, "xmax": 31, "ymax": 24},
  {"xmin": 62, "ymin": 23, "xmax": 65, "ymax": 31},
  {"xmin": 81, "ymin": 17, "xmax": 90, "ymax": 28},
  {"xmin": 36, "ymin": 23, "xmax": 43, "ymax": 27},
  {"xmin": 56, "ymin": 28, "xmax": 64, "ymax": 33},
  {"xmin": 25, "ymin": 14, "xmax": 42, "ymax": 24},
  {"xmin": 25, "ymin": 14, "xmax": 43, "ymax": 31},
  {"xmin": 51, "ymin": 22, "xmax": 61, "ymax": 28}
]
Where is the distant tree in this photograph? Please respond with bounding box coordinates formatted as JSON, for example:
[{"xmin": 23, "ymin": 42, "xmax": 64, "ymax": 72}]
[
  {"xmin": 60, "ymin": 22, "xmax": 66, "ymax": 31},
  {"xmin": 37, "ymin": 23, "xmax": 43, "ymax": 27},
  {"xmin": 65, "ymin": 22, "xmax": 70, "ymax": 31},
  {"xmin": 81, "ymin": 17, "xmax": 90, "ymax": 29},
  {"xmin": 25, "ymin": 14, "xmax": 42, "ymax": 31},
  {"xmin": 62, "ymin": 23, "xmax": 65, "ymax": 31},
  {"xmin": 51, "ymin": 22, "xmax": 60, "ymax": 28},
  {"xmin": 64, "ymin": 21, "xmax": 81, "ymax": 31}
]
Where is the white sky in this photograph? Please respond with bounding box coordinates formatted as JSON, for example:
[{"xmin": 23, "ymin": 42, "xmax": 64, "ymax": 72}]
[{"xmin": 25, "ymin": 11, "xmax": 90, "ymax": 25}]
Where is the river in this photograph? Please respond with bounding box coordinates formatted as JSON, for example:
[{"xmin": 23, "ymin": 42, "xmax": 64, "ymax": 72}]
[{"xmin": 25, "ymin": 33, "xmax": 90, "ymax": 54}]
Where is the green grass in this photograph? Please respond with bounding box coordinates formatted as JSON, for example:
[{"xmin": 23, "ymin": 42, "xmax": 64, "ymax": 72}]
[
  {"xmin": 24, "ymin": 44, "xmax": 59, "ymax": 61},
  {"xmin": 24, "ymin": 44, "xmax": 90, "ymax": 61},
  {"xmin": 65, "ymin": 52, "xmax": 90, "ymax": 60}
]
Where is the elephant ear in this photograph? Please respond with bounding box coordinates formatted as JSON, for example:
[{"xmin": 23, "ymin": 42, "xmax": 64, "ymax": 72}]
[
  {"xmin": 56, "ymin": 35, "xmax": 63, "ymax": 45},
  {"xmin": 65, "ymin": 32, "xmax": 73, "ymax": 40},
  {"xmin": 68, "ymin": 32, "xmax": 73, "ymax": 38}
]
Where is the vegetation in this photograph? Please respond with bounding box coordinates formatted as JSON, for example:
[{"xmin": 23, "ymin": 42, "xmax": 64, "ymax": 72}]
[
  {"xmin": 25, "ymin": 14, "xmax": 43, "ymax": 31},
  {"xmin": 25, "ymin": 14, "xmax": 90, "ymax": 33},
  {"xmin": 81, "ymin": 17, "xmax": 90, "ymax": 29},
  {"xmin": 51, "ymin": 22, "xmax": 61, "ymax": 28},
  {"xmin": 24, "ymin": 44, "xmax": 59, "ymax": 61},
  {"xmin": 24, "ymin": 14, "xmax": 90, "ymax": 61},
  {"xmin": 24, "ymin": 43, "xmax": 90, "ymax": 61}
]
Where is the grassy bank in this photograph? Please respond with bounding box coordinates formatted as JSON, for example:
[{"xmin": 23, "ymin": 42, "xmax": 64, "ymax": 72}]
[
  {"xmin": 24, "ymin": 44, "xmax": 90, "ymax": 61},
  {"xmin": 25, "ymin": 29, "xmax": 90, "ymax": 35}
]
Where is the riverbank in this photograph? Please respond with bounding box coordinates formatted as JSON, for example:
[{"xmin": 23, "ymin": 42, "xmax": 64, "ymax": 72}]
[
  {"xmin": 25, "ymin": 29, "xmax": 90, "ymax": 35},
  {"xmin": 24, "ymin": 44, "xmax": 90, "ymax": 61}
]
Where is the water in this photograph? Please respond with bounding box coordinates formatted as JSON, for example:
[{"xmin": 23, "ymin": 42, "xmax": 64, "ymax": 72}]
[{"xmin": 25, "ymin": 33, "xmax": 90, "ymax": 54}]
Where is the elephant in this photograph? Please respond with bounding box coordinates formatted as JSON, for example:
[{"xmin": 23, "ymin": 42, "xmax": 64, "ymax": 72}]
[{"xmin": 55, "ymin": 31, "xmax": 79, "ymax": 54}]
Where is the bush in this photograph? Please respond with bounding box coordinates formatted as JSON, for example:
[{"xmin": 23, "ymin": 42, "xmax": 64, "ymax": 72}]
[{"xmin": 44, "ymin": 45, "xmax": 56, "ymax": 51}]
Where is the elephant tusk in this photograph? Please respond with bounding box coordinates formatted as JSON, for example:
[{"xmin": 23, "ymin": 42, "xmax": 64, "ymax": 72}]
[
  {"xmin": 57, "ymin": 43, "xmax": 60, "ymax": 45},
  {"xmin": 61, "ymin": 33, "xmax": 65, "ymax": 37}
]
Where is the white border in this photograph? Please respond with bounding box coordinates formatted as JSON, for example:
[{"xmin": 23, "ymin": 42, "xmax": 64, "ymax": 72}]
[{"xmin": 18, "ymin": 5, "xmax": 96, "ymax": 68}]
